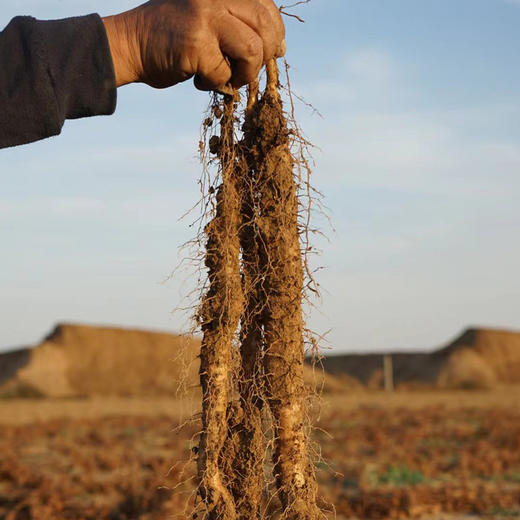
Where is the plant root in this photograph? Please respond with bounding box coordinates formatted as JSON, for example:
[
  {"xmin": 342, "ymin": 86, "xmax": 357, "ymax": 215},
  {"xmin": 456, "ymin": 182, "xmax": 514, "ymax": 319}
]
[
  {"xmin": 196, "ymin": 62, "xmax": 322, "ymax": 520},
  {"xmin": 251, "ymin": 60, "xmax": 320, "ymax": 519},
  {"xmin": 197, "ymin": 94, "xmax": 243, "ymax": 520}
]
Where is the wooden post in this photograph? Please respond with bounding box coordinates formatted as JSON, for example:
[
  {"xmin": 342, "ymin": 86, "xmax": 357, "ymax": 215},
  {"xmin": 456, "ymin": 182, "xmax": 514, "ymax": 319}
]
[{"xmin": 383, "ymin": 354, "xmax": 394, "ymax": 392}]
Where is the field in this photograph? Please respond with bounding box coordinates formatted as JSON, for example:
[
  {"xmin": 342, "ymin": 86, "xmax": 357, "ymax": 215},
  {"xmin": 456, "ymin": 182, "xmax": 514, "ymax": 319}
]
[{"xmin": 1, "ymin": 389, "xmax": 520, "ymax": 520}]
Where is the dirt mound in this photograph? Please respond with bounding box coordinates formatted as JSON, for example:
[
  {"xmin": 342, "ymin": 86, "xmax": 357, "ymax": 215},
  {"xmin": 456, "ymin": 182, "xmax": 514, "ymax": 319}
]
[
  {"xmin": 437, "ymin": 348, "xmax": 497, "ymax": 390},
  {"xmin": 319, "ymin": 327, "xmax": 520, "ymax": 390},
  {"xmin": 437, "ymin": 328, "xmax": 520, "ymax": 385},
  {"xmin": 0, "ymin": 324, "xmax": 200, "ymax": 398},
  {"xmin": 0, "ymin": 323, "xmax": 347, "ymax": 398},
  {"xmin": 5, "ymin": 324, "xmax": 516, "ymax": 396}
]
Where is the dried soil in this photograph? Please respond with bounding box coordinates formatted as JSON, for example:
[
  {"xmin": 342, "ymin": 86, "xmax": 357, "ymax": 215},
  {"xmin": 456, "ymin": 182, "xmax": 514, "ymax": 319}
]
[{"xmin": 1, "ymin": 392, "xmax": 519, "ymax": 520}]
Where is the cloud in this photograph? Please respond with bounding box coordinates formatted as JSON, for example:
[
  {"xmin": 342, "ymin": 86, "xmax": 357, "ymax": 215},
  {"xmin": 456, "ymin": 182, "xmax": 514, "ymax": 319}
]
[
  {"xmin": 296, "ymin": 47, "xmax": 520, "ymax": 196},
  {"xmin": 288, "ymin": 46, "xmax": 520, "ymax": 351},
  {"xmin": 343, "ymin": 49, "xmax": 396, "ymax": 84},
  {"xmin": 311, "ymin": 107, "xmax": 520, "ymax": 197},
  {"xmin": 299, "ymin": 48, "xmax": 400, "ymax": 106}
]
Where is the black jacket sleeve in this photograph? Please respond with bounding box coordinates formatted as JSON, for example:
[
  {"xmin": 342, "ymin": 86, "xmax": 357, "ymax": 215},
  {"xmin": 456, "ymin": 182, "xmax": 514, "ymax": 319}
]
[{"xmin": 0, "ymin": 14, "xmax": 117, "ymax": 149}]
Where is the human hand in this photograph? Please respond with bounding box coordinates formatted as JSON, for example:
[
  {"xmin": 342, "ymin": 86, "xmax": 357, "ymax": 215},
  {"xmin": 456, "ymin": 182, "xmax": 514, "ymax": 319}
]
[{"xmin": 102, "ymin": 0, "xmax": 285, "ymax": 90}]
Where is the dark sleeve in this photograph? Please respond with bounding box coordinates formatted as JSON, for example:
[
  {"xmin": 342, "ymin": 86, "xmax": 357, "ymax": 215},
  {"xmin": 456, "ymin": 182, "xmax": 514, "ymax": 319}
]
[{"xmin": 0, "ymin": 14, "xmax": 117, "ymax": 149}]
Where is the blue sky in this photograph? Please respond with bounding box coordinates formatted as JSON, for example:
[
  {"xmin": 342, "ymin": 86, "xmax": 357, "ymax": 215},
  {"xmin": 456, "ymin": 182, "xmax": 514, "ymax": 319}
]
[{"xmin": 2, "ymin": 0, "xmax": 520, "ymax": 353}]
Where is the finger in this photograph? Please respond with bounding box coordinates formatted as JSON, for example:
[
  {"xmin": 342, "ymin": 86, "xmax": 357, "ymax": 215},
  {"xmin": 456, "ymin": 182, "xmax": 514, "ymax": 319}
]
[
  {"xmin": 225, "ymin": 0, "xmax": 281, "ymax": 62},
  {"xmin": 194, "ymin": 48, "xmax": 233, "ymax": 91},
  {"xmin": 255, "ymin": 0, "xmax": 286, "ymax": 54},
  {"xmin": 218, "ymin": 16, "xmax": 264, "ymax": 88}
]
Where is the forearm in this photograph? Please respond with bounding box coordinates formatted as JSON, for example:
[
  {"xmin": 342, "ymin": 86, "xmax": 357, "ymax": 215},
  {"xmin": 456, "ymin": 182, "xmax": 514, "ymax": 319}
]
[
  {"xmin": 0, "ymin": 1, "xmax": 285, "ymax": 149},
  {"xmin": 0, "ymin": 14, "xmax": 117, "ymax": 149},
  {"xmin": 102, "ymin": 13, "xmax": 142, "ymax": 88}
]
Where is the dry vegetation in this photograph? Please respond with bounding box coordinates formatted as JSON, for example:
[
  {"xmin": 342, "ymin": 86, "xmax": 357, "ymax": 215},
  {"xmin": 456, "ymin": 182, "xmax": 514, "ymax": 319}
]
[{"xmin": 1, "ymin": 390, "xmax": 520, "ymax": 520}]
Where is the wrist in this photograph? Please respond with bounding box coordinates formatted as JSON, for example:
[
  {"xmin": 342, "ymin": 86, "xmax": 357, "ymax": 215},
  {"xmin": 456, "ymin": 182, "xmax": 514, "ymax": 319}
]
[{"xmin": 102, "ymin": 13, "xmax": 141, "ymax": 87}]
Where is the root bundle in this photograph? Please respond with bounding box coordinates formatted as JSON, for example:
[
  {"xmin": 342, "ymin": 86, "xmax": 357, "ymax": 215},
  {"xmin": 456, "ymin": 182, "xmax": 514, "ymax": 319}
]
[{"xmin": 195, "ymin": 60, "xmax": 321, "ymax": 520}]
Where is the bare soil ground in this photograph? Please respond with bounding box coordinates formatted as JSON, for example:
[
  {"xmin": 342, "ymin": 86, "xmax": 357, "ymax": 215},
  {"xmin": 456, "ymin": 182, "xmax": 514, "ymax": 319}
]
[{"xmin": 1, "ymin": 388, "xmax": 519, "ymax": 519}]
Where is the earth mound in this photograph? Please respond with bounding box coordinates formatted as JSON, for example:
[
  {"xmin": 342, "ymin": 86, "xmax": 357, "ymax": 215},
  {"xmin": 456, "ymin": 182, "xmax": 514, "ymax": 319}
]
[
  {"xmin": 318, "ymin": 327, "xmax": 520, "ymax": 390},
  {"xmin": 0, "ymin": 323, "xmax": 348, "ymax": 398}
]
